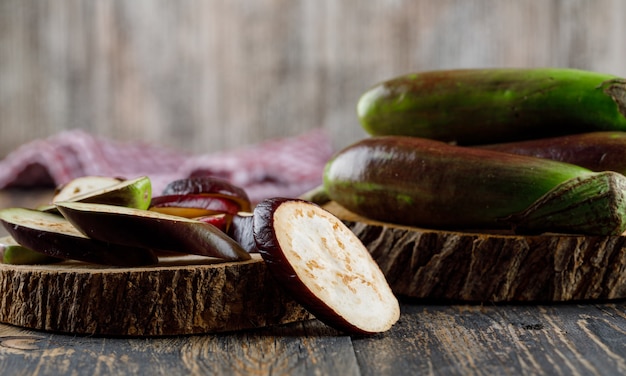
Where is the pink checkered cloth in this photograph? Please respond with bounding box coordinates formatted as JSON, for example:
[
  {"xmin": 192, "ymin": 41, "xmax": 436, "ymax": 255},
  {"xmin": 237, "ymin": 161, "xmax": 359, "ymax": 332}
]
[{"xmin": 0, "ymin": 129, "xmax": 334, "ymax": 204}]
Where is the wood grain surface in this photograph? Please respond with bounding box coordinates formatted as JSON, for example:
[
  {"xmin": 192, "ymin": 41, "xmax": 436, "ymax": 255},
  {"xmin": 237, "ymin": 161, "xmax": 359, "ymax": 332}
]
[
  {"xmin": 0, "ymin": 254, "xmax": 312, "ymax": 336},
  {"xmin": 1, "ymin": 302, "xmax": 626, "ymax": 375},
  {"xmin": 325, "ymin": 201, "xmax": 626, "ymax": 303},
  {"xmin": 2, "ymin": 0, "xmax": 626, "ymax": 158},
  {"xmin": 1, "ymin": 189, "xmax": 626, "ymax": 374}
]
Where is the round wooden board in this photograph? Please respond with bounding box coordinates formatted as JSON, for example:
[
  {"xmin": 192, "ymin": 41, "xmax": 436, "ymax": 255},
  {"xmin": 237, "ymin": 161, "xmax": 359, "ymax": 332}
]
[
  {"xmin": 0, "ymin": 254, "xmax": 312, "ymax": 337},
  {"xmin": 323, "ymin": 202, "xmax": 626, "ymax": 303}
]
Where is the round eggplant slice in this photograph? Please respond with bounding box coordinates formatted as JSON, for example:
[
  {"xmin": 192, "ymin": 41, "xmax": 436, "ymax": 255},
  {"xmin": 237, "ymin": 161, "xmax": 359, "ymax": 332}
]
[
  {"xmin": 162, "ymin": 176, "xmax": 252, "ymax": 212},
  {"xmin": 0, "ymin": 208, "xmax": 158, "ymax": 267},
  {"xmin": 253, "ymin": 198, "xmax": 400, "ymax": 334},
  {"xmin": 56, "ymin": 202, "xmax": 251, "ymax": 261}
]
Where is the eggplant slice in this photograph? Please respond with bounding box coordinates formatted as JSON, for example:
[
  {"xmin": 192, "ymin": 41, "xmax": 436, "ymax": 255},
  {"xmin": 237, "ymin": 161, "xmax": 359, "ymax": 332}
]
[
  {"xmin": 253, "ymin": 198, "xmax": 400, "ymax": 334},
  {"xmin": 0, "ymin": 235, "xmax": 63, "ymax": 265},
  {"xmin": 56, "ymin": 202, "xmax": 251, "ymax": 261},
  {"xmin": 0, "ymin": 208, "xmax": 158, "ymax": 267},
  {"xmin": 162, "ymin": 176, "xmax": 252, "ymax": 212}
]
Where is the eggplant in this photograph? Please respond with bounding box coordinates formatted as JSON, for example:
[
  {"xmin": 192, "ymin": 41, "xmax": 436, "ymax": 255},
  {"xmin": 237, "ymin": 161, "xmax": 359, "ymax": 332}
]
[
  {"xmin": 52, "ymin": 176, "xmax": 123, "ymax": 202},
  {"xmin": 194, "ymin": 213, "xmax": 233, "ymax": 233},
  {"xmin": 162, "ymin": 176, "xmax": 252, "ymax": 212},
  {"xmin": 55, "ymin": 202, "xmax": 251, "ymax": 261},
  {"xmin": 323, "ymin": 136, "xmax": 626, "ymax": 235},
  {"xmin": 477, "ymin": 131, "xmax": 626, "ymax": 174},
  {"xmin": 0, "ymin": 235, "xmax": 63, "ymax": 265},
  {"xmin": 358, "ymin": 68, "xmax": 626, "ymax": 145},
  {"xmin": 149, "ymin": 194, "xmax": 241, "ymax": 218},
  {"xmin": 253, "ymin": 197, "xmax": 400, "ymax": 334},
  {"xmin": 0, "ymin": 208, "xmax": 158, "ymax": 267},
  {"xmin": 39, "ymin": 176, "xmax": 152, "ymax": 213},
  {"xmin": 227, "ymin": 212, "xmax": 258, "ymax": 253}
]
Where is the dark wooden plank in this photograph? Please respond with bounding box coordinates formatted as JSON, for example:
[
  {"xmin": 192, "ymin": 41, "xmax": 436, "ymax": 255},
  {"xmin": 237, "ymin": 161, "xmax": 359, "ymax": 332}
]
[
  {"xmin": 3, "ymin": 302, "xmax": 626, "ymax": 375},
  {"xmin": 353, "ymin": 301, "xmax": 626, "ymax": 375},
  {"xmin": 0, "ymin": 319, "xmax": 359, "ymax": 376}
]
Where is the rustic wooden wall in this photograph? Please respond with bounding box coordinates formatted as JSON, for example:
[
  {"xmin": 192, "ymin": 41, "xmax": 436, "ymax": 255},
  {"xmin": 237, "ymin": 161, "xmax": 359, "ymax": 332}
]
[{"xmin": 1, "ymin": 0, "xmax": 625, "ymax": 158}]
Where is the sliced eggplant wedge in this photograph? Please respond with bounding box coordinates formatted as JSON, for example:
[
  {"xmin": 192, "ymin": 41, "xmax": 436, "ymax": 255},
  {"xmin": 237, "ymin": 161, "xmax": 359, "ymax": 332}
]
[
  {"xmin": 227, "ymin": 212, "xmax": 258, "ymax": 253},
  {"xmin": 0, "ymin": 208, "xmax": 158, "ymax": 266},
  {"xmin": 56, "ymin": 202, "xmax": 251, "ymax": 261},
  {"xmin": 53, "ymin": 176, "xmax": 124, "ymax": 202},
  {"xmin": 40, "ymin": 176, "xmax": 152, "ymax": 213},
  {"xmin": 194, "ymin": 213, "xmax": 233, "ymax": 233},
  {"xmin": 149, "ymin": 194, "xmax": 241, "ymax": 218},
  {"xmin": 162, "ymin": 176, "xmax": 252, "ymax": 212},
  {"xmin": 253, "ymin": 198, "xmax": 400, "ymax": 334},
  {"xmin": 0, "ymin": 235, "xmax": 63, "ymax": 265}
]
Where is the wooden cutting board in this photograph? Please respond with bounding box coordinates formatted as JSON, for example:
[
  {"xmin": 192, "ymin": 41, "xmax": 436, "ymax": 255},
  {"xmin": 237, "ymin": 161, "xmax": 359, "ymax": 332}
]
[
  {"xmin": 323, "ymin": 201, "xmax": 626, "ymax": 303},
  {"xmin": 3, "ymin": 200, "xmax": 625, "ymax": 337},
  {"xmin": 0, "ymin": 254, "xmax": 312, "ymax": 337}
]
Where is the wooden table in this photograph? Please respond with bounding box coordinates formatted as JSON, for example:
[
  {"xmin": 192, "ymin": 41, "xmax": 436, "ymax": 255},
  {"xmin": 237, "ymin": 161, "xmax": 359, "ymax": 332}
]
[{"xmin": 1, "ymin": 189, "xmax": 626, "ymax": 375}]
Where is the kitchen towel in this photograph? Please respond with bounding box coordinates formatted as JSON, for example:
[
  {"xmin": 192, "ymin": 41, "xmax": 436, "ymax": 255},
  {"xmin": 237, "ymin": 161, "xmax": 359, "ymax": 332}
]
[{"xmin": 0, "ymin": 128, "xmax": 334, "ymax": 203}]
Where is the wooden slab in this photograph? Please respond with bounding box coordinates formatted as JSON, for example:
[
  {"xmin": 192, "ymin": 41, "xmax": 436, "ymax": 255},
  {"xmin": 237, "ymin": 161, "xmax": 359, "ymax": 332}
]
[
  {"xmin": 324, "ymin": 202, "xmax": 626, "ymax": 303},
  {"xmin": 0, "ymin": 254, "xmax": 312, "ymax": 337}
]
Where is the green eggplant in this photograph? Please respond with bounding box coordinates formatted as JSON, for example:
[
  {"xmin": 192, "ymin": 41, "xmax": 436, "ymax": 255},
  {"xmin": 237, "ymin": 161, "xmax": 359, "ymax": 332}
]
[
  {"xmin": 477, "ymin": 131, "xmax": 626, "ymax": 174},
  {"xmin": 358, "ymin": 68, "xmax": 626, "ymax": 145},
  {"xmin": 323, "ymin": 136, "xmax": 626, "ymax": 235}
]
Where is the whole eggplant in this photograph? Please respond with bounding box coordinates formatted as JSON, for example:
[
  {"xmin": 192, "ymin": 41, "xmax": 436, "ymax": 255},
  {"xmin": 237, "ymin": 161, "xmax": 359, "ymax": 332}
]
[{"xmin": 477, "ymin": 131, "xmax": 626, "ymax": 174}]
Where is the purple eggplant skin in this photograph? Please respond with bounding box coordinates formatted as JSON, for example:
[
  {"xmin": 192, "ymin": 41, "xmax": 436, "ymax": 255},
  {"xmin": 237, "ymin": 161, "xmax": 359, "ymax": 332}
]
[
  {"xmin": 0, "ymin": 238, "xmax": 64, "ymax": 265},
  {"xmin": 323, "ymin": 136, "xmax": 594, "ymax": 230},
  {"xmin": 253, "ymin": 197, "xmax": 373, "ymax": 334},
  {"xmin": 0, "ymin": 209, "xmax": 158, "ymax": 267},
  {"xmin": 56, "ymin": 202, "xmax": 251, "ymax": 261},
  {"xmin": 477, "ymin": 131, "xmax": 626, "ymax": 174},
  {"xmin": 162, "ymin": 176, "xmax": 252, "ymax": 212},
  {"xmin": 227, "ymin": 213, "xmax": 258, "ymax": 253}
]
